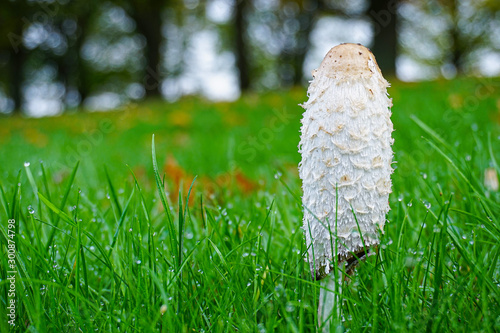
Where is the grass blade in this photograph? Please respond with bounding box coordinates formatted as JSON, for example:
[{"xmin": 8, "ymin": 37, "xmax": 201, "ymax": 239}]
[
  {"xmin": 45, "ymin": 162, "xmax": 79, "ymax": 251},
  {"xmin": 104, "ymin": 165, "xmax": 123, "ymax": 217},
  {"xmin": 151, "ymin": 135, "xmax": 178, "ymax": 255}
]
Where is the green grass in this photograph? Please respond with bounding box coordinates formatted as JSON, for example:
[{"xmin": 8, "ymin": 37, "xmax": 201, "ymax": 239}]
[{"xmin": 0, "ymin": 77, "xmax": 499, "ymax": 332}]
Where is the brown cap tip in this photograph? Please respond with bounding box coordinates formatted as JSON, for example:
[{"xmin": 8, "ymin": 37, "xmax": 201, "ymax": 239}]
[{"xmin": 315, "ymin": 43, "xmax": 384, "ymax": 80}]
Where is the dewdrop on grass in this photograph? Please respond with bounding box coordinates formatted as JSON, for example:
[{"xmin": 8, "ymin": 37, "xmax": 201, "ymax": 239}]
[{"xmin": 299, "ymin": 43, "xmax": 394, "ymax": 280}]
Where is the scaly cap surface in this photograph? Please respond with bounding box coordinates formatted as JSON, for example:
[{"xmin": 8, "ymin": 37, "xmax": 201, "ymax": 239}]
[{"xmin": 299, "ymin": 43, "xmax": 394, "ymax": 280}]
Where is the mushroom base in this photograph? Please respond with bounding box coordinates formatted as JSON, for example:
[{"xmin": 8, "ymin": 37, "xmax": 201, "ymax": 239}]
[{"xmin": 314, "ymin": 247, "xmax": 376, "ymax": 281}]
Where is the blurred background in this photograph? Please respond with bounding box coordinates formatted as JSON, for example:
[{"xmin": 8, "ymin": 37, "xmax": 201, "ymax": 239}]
[{"xmin": 0, "ymin": 0, "xmax": 499, "ymax": 117}]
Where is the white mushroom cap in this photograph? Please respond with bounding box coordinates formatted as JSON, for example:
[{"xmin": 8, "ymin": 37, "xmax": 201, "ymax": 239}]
[{"xmin": 299, "ymin": 43, "xmax": 394, "ymax": 280}]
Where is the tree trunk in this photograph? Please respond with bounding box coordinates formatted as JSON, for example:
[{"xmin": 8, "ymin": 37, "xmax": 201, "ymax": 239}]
[
  {"xmin": 451, "ymin": 30, "xmax": 463, "ymax": 75},
  {"xmin": 10, "ymin": 48, "xmax": 25, "ymax": 114},
  {"xmin": 292, "ymin": 0, "xmax": 317, "ymax": 86},
  {"xmin": 75, "ymin": 17, "xmax": 90, "ymax": 104},
  {"xmin": 368, "ymin": 0, "xmax": 398, "ymax": 76},
  {"xmin": 278, "ymin": 1, "xmax": 317, "ymax": 88},
  {"xmin": 234, "ymin": 0, "xmax": 250, "ymax": 92},
  {"xmin": 279, "ymin": 50, "xmax": 294, "ymax": 87},
  {"xmin": 132, "ymin": 2, "xmax": 164, "ymax": 98},
  {"xmin": 449, "ymin": 0, "xmax": 463, "ymax": 75}
]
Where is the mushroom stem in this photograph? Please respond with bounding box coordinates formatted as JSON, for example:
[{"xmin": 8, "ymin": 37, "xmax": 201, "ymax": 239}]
[{"xmin": 318, "ymin": 263, "xmax": 344, "ymax": 332}]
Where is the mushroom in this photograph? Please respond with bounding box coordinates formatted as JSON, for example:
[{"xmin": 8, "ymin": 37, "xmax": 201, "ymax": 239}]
[
  {"xmin": 298, "ymin": 43, "xmax": 394, "ymax": 330},
  {"xmin": 484, "ymin": 167, "xmax": 499, "ymax": 192}
]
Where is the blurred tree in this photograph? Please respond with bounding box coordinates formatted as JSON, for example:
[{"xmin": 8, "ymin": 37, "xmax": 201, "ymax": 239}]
[
  {"xmin": 0, "ymin": 0, "xmax": 30, "ymax": 113},
  {"xmin": 315, "ymin": 0, "xmax": 399, "ymax": 76},
  {"xmin": 234, "ymin": 0, "xmax": 250, "ymax": 91},
  {"xmin": 278, "ymin": 0, "xmax": 318, "ymax": 87},
  {"xmin": 53, "ymin": 0, "xmax": 95, "ymax": 106},
  {"xmin": 241, "ymin": 0, "xmax": 320, "ymax": 90},
  {"xmin": 67, "ymin": 1, "xmax": 94, "ymax": 104},
  {"xmin": 368, "ymin": 0, "xmax": 398, "ymax": 76},
  {"xmin": 122, "ymin": 0, "xmax": 167, "ymax": 98},
  {"xmin": 400, "ymin": 0, "xmax": 500, "ymax": 77},
  {"xmin": 0, "ymin": 0, "xmax": 96, "ymax": 112},
  {"xmin": 442, "ymin": 0, "xmax": 500, "ymax": 74},
  {"xmin": 242, "ymin": 0, "xmax": 398, "ymax": 89}
]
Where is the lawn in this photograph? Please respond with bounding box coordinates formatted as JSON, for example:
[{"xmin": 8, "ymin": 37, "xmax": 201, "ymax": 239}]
[{"xmin": 0, "ymin": 77, "xmax": 499, "ymax": 332}]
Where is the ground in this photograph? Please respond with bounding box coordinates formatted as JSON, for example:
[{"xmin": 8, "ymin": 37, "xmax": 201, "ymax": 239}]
[{"xmin": 0, "ymin": 77, "xmax": 499, "ymax": 332}]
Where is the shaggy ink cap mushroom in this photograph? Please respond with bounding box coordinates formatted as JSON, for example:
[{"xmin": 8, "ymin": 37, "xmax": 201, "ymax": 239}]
[{"xmin": 299, "ymin": 43, "xmax": 394, "ymax": 280}]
